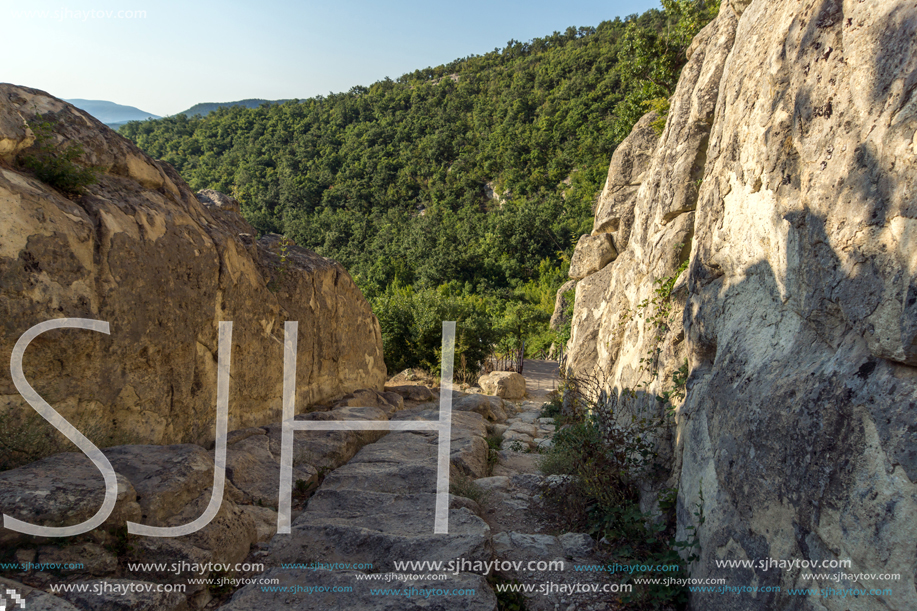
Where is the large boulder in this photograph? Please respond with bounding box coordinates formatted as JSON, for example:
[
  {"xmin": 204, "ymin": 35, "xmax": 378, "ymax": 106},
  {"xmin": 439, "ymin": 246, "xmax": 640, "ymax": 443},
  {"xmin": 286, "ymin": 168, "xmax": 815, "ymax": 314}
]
[
  {"xmin": 478, "ymin": 372, "xmax": 526, "ymax": 400},
  {"xmin": 0, "ymin": 84, "xmax": 385, "ymax": 447},
  {"xmin": 102, "ymin": 444, "xmax": 238, "ymax": 526},
  {"xmin": 225, "ymin": 431, "xmax": 317, "ymax": 506},
  {"xmin": 382, "ymin": 384, "xmax": 435, "ymax": 402},
  {"xmin": 452, "ymin": 394, "xmax": 508, "ymax": 423}
]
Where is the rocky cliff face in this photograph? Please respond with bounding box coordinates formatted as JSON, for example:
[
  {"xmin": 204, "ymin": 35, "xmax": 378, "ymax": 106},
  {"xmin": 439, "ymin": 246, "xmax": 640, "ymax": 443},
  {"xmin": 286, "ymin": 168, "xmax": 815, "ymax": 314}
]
[
  {"xmin": 0, "ymin": 85, "xmax": 386, "ymax": 447},
  {"xmin": 565, "ymin": 1, "xmax": 917, "ymax": 608}
]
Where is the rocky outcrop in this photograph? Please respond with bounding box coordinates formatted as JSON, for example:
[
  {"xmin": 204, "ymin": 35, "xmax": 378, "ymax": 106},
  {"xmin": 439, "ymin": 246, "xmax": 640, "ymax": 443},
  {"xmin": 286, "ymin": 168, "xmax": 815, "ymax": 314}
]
[
  {"xmin": 0, "ymin": 84, "xmax": 385, "ymax": 447},
  {"xmin": 591, "ymin": 110, "xmax": 661, "ymax": 248},
  {"xmin": 567, "ymin": 234, "xmax": 617, "ymax": 280},
  {"xmin": 566, "ymin": 1, "xmax": 917, "ymax": 609},
  {"xmin": 0, "ymin": 453, "xmax": 141, "ymax": 547},
  {"xmin": 548, "ymin": 279, "xmax": 576, "ymax": 331},
  {"xmin": 679, "ymin": 2, "xmax": 917, "ymax": 608}
]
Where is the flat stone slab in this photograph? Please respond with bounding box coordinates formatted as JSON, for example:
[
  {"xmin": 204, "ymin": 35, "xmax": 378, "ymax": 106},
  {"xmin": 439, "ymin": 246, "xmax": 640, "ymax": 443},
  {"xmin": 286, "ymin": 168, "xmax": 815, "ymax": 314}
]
[
  {"xmin": 390, "ymin": 410, "xmax": 490, "ymax": 478},
  {"xmin": 103, "ymin": 444, "xmax": 219, "ymax": 526},
  {"xmin": 514, "ymin": 411, "xmax": 541, "ymax": 424},
  {"xmin": 321, "ymin": 458, "xmax": 439, "ymax": 494},
  {"xmin": 507, "ymin": 422, "xmax": 538, "ymax": 437},
  {"xmin": 261, "ymin": 406, "xmax": 388, "ymax": 472},
  {"xmin": 218, "ymin": 569, "xmax": 496, "ymax": 611},
  {"xmin": 226, "ymin": 432, "xmax": 317, "ymax": 506},
  {"xmin": 57, "ymin": 578, "xmax": 190, "ymax": 611},
  {"xmin": 268, "ymin": 493, "xmax": 491, "ymax": 571},
  {"xmin": 493, "ymin": 531, "xmax": 564, "ymax": 563},
  {"xmin": 0, "ymin": 453, "xmax": 141, "ymax": 547}
]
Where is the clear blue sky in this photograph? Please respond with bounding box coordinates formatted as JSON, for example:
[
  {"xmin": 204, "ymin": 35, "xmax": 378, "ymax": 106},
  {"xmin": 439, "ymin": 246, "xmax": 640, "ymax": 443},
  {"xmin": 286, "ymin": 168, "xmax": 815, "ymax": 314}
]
[{"xmin": 4, "ymin": 0, "xmax": 661, "ymax": 117}]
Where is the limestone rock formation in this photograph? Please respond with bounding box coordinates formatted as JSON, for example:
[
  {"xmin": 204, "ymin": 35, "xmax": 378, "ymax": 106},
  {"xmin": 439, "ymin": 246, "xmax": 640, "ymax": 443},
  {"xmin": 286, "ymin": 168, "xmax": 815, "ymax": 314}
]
[
  {"xmin": 565, "ymin": 1, "xmax": 917, "ymax": 609},
  {"xmin": 452, "ymin": 394, "xmax": 508, "ymax": 423},
  {"xmin": 591, "ymin": 110, "xmax": 661, "ymax": 248},
  {"xmin": 0, "ymin": 84, "xmax": 385, "ymax": 447}
]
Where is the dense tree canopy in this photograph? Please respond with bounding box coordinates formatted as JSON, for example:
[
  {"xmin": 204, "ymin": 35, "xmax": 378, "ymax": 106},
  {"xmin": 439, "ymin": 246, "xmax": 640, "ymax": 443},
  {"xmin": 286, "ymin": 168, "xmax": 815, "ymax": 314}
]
[{"xmin": 122, "ymin": 0, "xmax": 719, "ymax": 372}]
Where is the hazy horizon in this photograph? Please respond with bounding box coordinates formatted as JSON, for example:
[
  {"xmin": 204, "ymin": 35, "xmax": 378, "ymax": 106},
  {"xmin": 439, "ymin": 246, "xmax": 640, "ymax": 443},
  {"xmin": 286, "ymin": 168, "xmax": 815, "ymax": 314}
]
[{"xmin": 5, "ymin": 0, "xmax": 660, "ymax": 117}]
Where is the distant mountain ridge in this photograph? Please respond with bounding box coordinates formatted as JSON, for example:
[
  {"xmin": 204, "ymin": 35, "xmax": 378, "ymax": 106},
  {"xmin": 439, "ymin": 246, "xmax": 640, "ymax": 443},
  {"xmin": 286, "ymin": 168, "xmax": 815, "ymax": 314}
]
[
  {"xmin": 65, "ymin": 99, "xmax": 159, "ymax": 128},
  {"xmin": 176, "ymin": 99, "xmax": 289, "ymax": 117}
]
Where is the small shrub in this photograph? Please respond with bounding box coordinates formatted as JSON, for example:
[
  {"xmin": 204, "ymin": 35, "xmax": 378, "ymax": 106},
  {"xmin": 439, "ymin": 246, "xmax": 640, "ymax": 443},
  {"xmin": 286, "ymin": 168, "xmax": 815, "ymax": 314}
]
[
  {"xmin": 18, "ymin": 116, "xmax": 98, "ymax": 195},
  {"xmin": 643, "ymin": 98, "xmax": 671, "ymax": 136},
  {"xmin": 485, "ymin": 432, "xmax": 503, "ymax": 475},
  {"xmin": 450, "ymin": 472, "xmax": 489, "ymax": 507},
  {"xmin": 208, "ymin": 566, "xmax": 234, "ymax": 597},
  {"xmin": 291, "ymin": 478, "xmax": 317, "ymax": 508},
  {"xmin": 108, "ymin": 525, "xmax": 134, "ymax": 558},
  {"xmin": 539, "ymin": 394, "xmax": 562, "ymax": 419},
  {"xmin": 267, "ymin": 235, "xmax": 294, "ymax": 292},
  {"xmin": 539, "ymin": 370, "xmax": 698, "ymax": 610},
  {"xmin": 489, "ymin": 573, "xmax": 528, "ymax": 611}
]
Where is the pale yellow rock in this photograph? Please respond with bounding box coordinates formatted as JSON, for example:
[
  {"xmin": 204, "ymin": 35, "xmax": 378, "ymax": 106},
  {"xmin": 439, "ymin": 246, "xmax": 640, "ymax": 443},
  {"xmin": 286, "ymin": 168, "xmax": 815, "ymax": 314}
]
[
  {"xmin": 0, "ymin": 85, "xmax": 386, "ymax": 446},
  {"xmin": 568, "ymin": 233, "xmax": 617, "ymax": 279},
  {"xmin": 478, "ymin": 371, "xmax": 526, "ymax": 400}
]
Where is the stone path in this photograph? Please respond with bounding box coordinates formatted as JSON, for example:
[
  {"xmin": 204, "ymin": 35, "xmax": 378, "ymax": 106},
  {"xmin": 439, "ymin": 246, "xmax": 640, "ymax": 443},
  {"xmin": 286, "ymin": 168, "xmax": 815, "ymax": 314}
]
[
  {"xmin": 0, "ymin": 363, "xmax": 618, "ymax": 611},
  {"xmin": 520, "ymin": 359, "xmax": 560, "ymax": 399},
  {"xmin": 217, "ymin": 363, "xmax": 618, "ymax": 611}
]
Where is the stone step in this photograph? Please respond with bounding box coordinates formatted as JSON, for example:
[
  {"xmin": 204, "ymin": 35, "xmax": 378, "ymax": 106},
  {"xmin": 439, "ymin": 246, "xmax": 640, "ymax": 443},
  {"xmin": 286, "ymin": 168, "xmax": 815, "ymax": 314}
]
[
  {"xmin": 219, "ymin": 396, "xmax": 497, "ymax": 610},
  {"xmin": 267, "ymin": 496, "xmax": 491, "ymax": 571}
]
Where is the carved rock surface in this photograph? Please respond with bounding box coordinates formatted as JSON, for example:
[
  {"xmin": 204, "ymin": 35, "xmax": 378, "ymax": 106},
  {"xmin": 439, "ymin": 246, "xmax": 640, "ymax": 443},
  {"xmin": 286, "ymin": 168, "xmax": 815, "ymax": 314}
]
[
  {"xmin": 548, "ymin": 279, "xmax": 577, "ymax": 331},
  {"xmin": 592, "ymin": 110, "xmax": 660, "ymax": 249},
  {"xmin": 679, "ymin": 2, "xmax": 917, "ymax": 609},
  {"xmin": 0, "ymin": 84, "xmax": 385, "ymax": 447}
]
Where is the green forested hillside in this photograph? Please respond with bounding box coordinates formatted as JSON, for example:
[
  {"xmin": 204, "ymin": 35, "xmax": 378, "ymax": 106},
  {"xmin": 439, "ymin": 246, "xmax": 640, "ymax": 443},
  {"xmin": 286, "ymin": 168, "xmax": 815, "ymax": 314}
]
[
  {"xmin": 176, "ymin": 99, "xmax": 287, "ymax": 118},
  {"xmin": 121, "ymin": 0, "xmax": 719, "ymax": 374}
]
